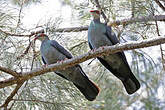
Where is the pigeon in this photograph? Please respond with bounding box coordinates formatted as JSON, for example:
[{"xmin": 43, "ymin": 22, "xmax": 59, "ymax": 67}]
[
  {"xmin": 35, "ymin": 33, "xmax": 99, "ymax": 101},
  {"xmin": 88, "ymin": 10, "xmax": 140, "ymax": 94}
]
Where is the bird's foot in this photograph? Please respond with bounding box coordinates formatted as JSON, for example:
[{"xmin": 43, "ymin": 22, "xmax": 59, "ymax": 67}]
[
  {"xmin": 116, "ymin": 43, "xmax": 120, "ymax": 45},
  {"xmin": 57, "ymin": 58, "xmax": 68, "ymax": 64},
  {"xmin": 99, "ymin": 46, "xmax": 105, "ymax": 50},
  {"xmin": 57, "ymin": 60, "xmax": 63, "ymax": 63},
  {"xmin": 64, "ymin": 58, "xmax": 68, "ymax": 61},
  {"xmin": 42, "ymin": 64, "xmax": 48, "ymax": 68},
  {"xmin": 57, "ymin": 59, "xmax": 68, "ymax": 70},
  {"xmin": 90, "ymin": 49, "xmax": 97, "ymax": 52}
]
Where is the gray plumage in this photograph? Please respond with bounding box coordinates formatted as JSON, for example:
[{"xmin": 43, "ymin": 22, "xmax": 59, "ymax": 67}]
[
  {"xmin": 88, "ymin": 10, "xmax": 140, "ymax": 94},
  {"xmin": 35, "ymin": 33, "xmax": 99, "ymax": 101}
]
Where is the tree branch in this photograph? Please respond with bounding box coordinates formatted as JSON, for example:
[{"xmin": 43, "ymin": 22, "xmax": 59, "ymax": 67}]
[
  {"xmin": 16, "ymin": 0, "xmax": 24, "ymax": 28},
  {"xmin": 0, "ymin": 77, "xmax": 18, "ymax": 89},
  {"xmin": 12, "ymin": 99, "xmax": 72, "ymax": 105},
  {"xmin": 0, "ymin": 66, "xmax": 20, "ymax": 77},
  {"xmin": 108, "ymin": 15, "xmax": 165, "ymax": 27},
  {"xmin": 0, "ymin": 35, "xmax": 165, "ymax": 89},
  {"xmin": 54, "ymin": 15, "xmax": 165, "ymax": 32},
  {"xmin": 0, "ymin": 82, "xmax": 24, "ymax": 109},
  {"xmin": 16, "ymin": 41, "xmax": 32, "ymax": 60},
  {"xmin": 154, "ymin": 0, "xmax": 165, "ymax": 11},
  {"xmin": 1, "ymin": 15, "xmax": 165, "ymax": 35},
  {"xmin": 54, "ymin": 26, "xmax": 88, "ymax": 33},
  {"xmin": 69, "ymin": 41, "xmax": 87, "ymax": 51},
  {"xmin": 160, "ymin": 44, "xmax": 165, "ymax": 70},
  {"xmin": 94, "ymin": 0, "xmax": 109, "ymax": 22},
  {"xmin": 0, "ymin": 29, "xmax": 44, "ymax": 37}
]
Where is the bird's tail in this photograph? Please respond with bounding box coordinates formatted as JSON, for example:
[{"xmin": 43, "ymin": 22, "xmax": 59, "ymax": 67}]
[
  {"xmin": 73, "ymin": 79, "xmax": 100, "ymax": 101},
  {"xmin": 122, "ymin": 74, "xmax": 140, "ymax": 94}
]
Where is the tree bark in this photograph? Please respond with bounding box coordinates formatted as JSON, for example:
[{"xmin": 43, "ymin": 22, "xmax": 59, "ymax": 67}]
[{"xmin": 0, "ymin": 35, "xmax": 165, "ymax": 89}]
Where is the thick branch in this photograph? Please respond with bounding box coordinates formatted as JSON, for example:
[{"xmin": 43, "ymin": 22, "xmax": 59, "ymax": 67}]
[
  {"xmin": 21, "ymin": 36, "xmax": 165, "ymax": 78},
  {"xmin": 0, "ymin": 35, "xmax": 165, "ymax": 88},
  {"xmin": 0, "ymin": 66, "xmax": 20, "ymax": 77},
  {"xmin": 0, "ymin": 77, "xmax": 20, "ymax": 90},
  {"xmin": 0, "ymin": 82, "xmax": 24, "ymax": 109}
]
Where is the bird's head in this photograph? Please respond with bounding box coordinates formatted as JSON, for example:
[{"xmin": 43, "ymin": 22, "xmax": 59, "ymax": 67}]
[
  {"xmin": 34, "ymin": 33, "xmax": 48, "ymax": 41},
  {"xmin": 90, "ymin": 10, "xmax": 100, "ymax": 20}
]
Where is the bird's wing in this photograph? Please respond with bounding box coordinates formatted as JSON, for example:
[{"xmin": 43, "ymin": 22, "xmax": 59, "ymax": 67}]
[
  {"xmin": 88, "ymin": 41, "xmax": 93, "ymax": 50},
  {"xmin": 105, "ymin": 25, "xmax": 129, "ymax": 65},
  {"xmin": 50, "ymin": 40, "xmax": 73, "ymax": 59},
  {"xmin": 42, "ymin": 55, "xmax": 67, "ymax": 79},
  {"xmin": 42, "ymin": 56, "xmax": 47, "ymax": 64},
  {"xmin": 89, "ymin": 38, "xmax": 118, "ymax": 73},
  {"xmin": 76, "ymin": 65, "xmax": 88, "ymax": 78},
  {"xmin": 105, "ymin": 26, "xmax": 119, "ymax": 45},
  {"xmin": 55, "ymin": 72, "xmax": 68, "ymax": 80},
  {"xmin": 50, "ymin": 40, "xmax": 88, "ymax": 78}
]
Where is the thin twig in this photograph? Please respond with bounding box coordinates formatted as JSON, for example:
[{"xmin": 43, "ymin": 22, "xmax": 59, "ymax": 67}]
[
  {"xmin": 54, "ymin": 26, "xmax": 88, "ymax": 33},
  {"xmin": 160, "ymin": 45, "xmax": 165, "ymax": 70},
  {"xmin": 69, "ymin": 41, "xmax": 87, "ymax": 51},
  {"xmin": 154, "ymin": 14, "xmax": 165, "ymax": 70},
  {"xmin": 16, "ymin": 41, "xmax": 32, "ymax": 60},
  {"xmin": 94, "ymin": 0, "xmax": 109, "ymax": 22},
  {"xmin": 155, "ymin": 21, "xmax": 160, "ymax": 36},
  {"xmin": 108, "ymin": 15, "xmax": 165, "ymax": 27},
  {"xmin": 55, "ymin": 15, "xmax": 165, "ymax": 33},
  {"xmin": 8, "ymin": 100, "xmax": 16, "ymax": 110},
  {"xmin": 0, "ymin": 28, "xmax": 44, "ymax": 37},
  {"xmin": 1, "ymin": 15, "xmax": 165, "ymax": 35},
  {"xmin": 16, "ymin": 0, "xmax": 24, "ymax": 28},
  {"xmin": 154, "ymin": 0, "xmax": 165, "ymax": 11},
  {"xmin": 12, "ymin": 99, "xmax": 72, "ymax": 106}
]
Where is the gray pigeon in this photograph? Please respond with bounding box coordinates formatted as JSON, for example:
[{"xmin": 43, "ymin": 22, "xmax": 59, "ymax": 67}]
[
  {"xmin": 88, "ymin": 10, "xmax": 140, "ymax": 94},
  {"xmin": 35, "ymin": 33, "xmax": 99, "ymax": 101}
]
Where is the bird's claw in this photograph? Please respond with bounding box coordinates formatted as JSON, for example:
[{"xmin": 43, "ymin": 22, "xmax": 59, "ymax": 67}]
[
  {"xmin": 64, "ymin": 58, "xmax": 68, "ymax": 60},
  {"xmin": 99, "ymin": 46, "xmax": 105, "ymax": 50},
  {"xmin": 116, "ymin": 43, "xmax": 120, "ymax": 45},
  {"xmin": 57, "ymin": 58, "xmax": 68, "ymax": 64},
  {"xmin": 57, "ymin": 60, "xmax": 63, "ymax": 63},
  {"xmin": 42, "ymin": 64, "xmax": 48, "ymax": 68},
  {"xmin": 90, "ymin": 49, "xmax": 96, "ymax": 52},
  {"xmin": 57, "ymin": 59, "xmax": 68, "ymax": 70}
]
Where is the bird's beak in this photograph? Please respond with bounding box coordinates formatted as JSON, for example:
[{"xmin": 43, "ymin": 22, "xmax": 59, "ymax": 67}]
[
  {"xmin": 90, "ymin": 10, "xmax": 100, "ymax": 14},
  {"xmin": 34, "ymin": 33, "xmax": 46, "ymax": 41},
  {"xmin": 34, "ymin": 34, "xmax": 40, "ymax": 41}
]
